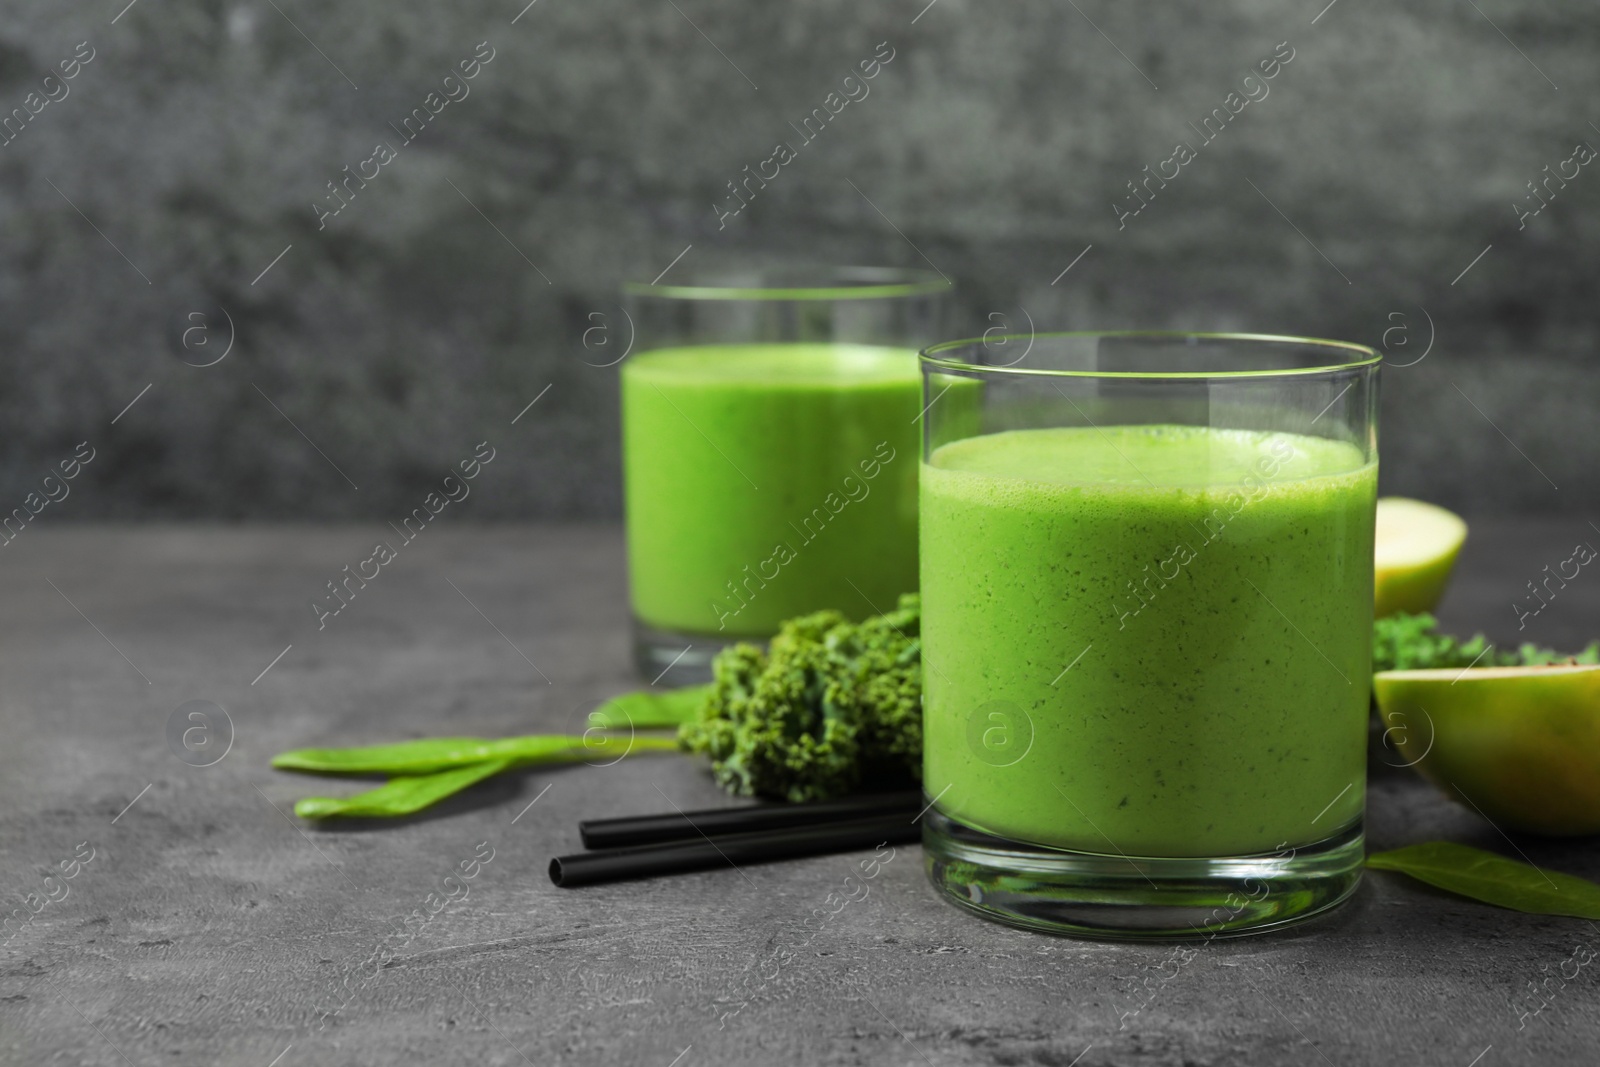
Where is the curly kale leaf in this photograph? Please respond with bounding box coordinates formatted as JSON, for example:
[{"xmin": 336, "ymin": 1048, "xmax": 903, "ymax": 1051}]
[
  {"xmin": 679, "ymin": 593, "xmax": 921, "ymax": 803},
  {"xmin": 1372, "ymin": 612, "xmax": 1599, "ymax": 674}
]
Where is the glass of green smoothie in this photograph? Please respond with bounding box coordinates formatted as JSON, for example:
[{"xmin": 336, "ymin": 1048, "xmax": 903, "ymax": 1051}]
[
  {"xmin": 918, "ymin": 332, "xmax": 1379, "ymax": 939},
  {"xmin": 620, "ymin": 266, "xmax": 950, "ymax": 685}
]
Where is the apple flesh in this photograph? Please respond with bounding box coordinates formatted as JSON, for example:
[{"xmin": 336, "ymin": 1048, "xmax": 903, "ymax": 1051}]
[{"xmin": 1375, "ymin": 497, "xmax": 1468, "ymax": 618}]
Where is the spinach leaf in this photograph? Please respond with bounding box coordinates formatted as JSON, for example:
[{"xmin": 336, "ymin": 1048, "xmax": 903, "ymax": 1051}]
[
  {"xmin": 273, "ymin": 733, "xmax": 678, "ymax": 776},
  {"xmin": 294, "ymin": 759, "xmax": 516, "ymax": 819},
  {"xmin": 587, "ymin": 684, "xmax": 711, "ymax": 730},
  {"xmin": 280, "ymin": 736, "xmax": 680, "ymax": 819},
  {"xmin": 1368, "ymin": 842, "xmax": 1600, "ymax": 919}
]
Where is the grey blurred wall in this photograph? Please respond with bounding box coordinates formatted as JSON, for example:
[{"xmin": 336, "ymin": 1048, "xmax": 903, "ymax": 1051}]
[{"xmin": 0, "ymin": 0, "xmax": 1595, "ymax": 519}]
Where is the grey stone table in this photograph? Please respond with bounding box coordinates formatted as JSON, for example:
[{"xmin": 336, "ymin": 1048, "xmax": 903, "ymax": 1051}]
[{"xmin": 3, "ymin": 522, "xmax": 1598, "ymax": 1066}]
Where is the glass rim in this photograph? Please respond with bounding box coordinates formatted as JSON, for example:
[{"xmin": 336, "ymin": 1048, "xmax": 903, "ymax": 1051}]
[
  {"xmin": 622, "ymin": 265, "xmax": 952, "ymax": 302},
  {"xmin": 920, "ymin": 330, "xmax": 1382, "ymax": 380}
]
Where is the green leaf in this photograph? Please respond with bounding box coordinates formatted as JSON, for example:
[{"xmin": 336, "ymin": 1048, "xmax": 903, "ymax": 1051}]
[
  {"xmin": 1371, "ymin": 612, "xmax": 1600, "ymax": 674},
  {"xmin": 284, "ymin": 735, "xmax": 683, "ymax": 819},
  {"xmin": 587, "ymin": 685, "xmax": 711, "ymax": 731},
  {"xmin": 274, "ymin": 737, "xmax": 518, "ymax": 775},
  {"xmin": 273, "ymin": 733, "xmax": 679, "ymax": 776},
  {"xmin": 294, "ymin": 759, "xmax": 515, "ymax": 819},
  {"xmin": 1367, "ymin": 842, "xmax": 1600, "ymax": 919}
]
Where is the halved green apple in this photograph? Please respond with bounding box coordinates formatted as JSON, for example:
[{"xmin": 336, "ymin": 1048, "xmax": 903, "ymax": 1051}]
[
  {"xmin": 1374, "ymin": 664, "xmax": 1600, "ymax": 835},
  {"xmin": 1375, "ymin": 497, "xmax": 1467, "ymax": 618}
]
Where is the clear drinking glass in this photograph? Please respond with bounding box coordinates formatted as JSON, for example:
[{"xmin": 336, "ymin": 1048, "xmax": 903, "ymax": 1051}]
[
  {"xmin": 620, "ymin": 266, "xmax": 950, "ymax": 685},
  {"xmin": 918, "ymin": 332, "xmax": 1380, "ymax": 939}
]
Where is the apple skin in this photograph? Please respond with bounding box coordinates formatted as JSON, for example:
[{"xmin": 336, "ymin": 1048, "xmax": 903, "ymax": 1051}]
[{"xmin": 1374, "ymin": 665, "xmax": 1600, "ymax": 836}]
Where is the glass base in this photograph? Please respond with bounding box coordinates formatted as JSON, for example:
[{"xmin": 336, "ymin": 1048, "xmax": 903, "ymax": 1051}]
[
  {"xmin": 922, "ymin": 807, "xmax": 1363, "ymax": 941},
  {"xmin": 630, "ymin": 618, "xmax": 748, "ymax": 687}
]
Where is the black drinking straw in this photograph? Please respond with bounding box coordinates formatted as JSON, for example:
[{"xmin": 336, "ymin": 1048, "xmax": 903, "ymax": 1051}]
[
  {"xmin": 577, "ymin": 790, "xmax": 923, "ymax": 850},
  {"xmin": 550, "ymin": 814, "xmax": 921, "ymax": 888}
]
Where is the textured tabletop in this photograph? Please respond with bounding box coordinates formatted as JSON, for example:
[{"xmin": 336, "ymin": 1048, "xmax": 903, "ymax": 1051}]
[{"xmin": 2, "ymin": 522, "xmax": 1597, "ymax": 1066}]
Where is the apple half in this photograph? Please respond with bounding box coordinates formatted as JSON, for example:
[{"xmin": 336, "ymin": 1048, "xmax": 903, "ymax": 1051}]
[
  {"xmin": 1374, "ymin": 664, "xmax": 1600, "ymax": 835},
  {"xmin": 1374, "ymin": 497, "xmax": 1468, "ymax": 618}
]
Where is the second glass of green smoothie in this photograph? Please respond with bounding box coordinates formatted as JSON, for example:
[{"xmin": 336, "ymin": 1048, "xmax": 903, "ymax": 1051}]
[
  {"xmin": 620, "ymin": 266, "xmax": 949, "ymax": 684},
  {"xmin": 919, "ymin": 332, "xmax": 1379, "ymax": 940}
]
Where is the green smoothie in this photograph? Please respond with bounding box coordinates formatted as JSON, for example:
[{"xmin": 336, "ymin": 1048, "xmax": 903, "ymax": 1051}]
[
  {"xmin": 623, "ymin": 343, "xmax": 921, "ymax": 637},
  {"xmin": 922, "ymin": 424, "xmax": 1375, "ymax": 857}
]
